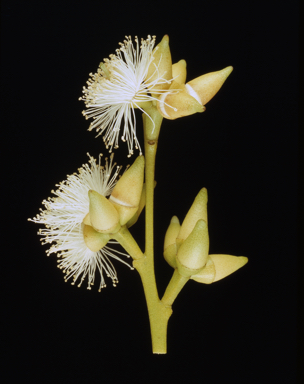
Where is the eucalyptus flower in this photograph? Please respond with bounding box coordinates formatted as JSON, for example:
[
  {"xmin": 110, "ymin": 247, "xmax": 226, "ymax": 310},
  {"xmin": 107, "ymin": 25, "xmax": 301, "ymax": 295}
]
[
  {"xmin": 29, "ymin": 154, "xmax": 133, "ymax": 291},
  {"xmin": 80, "ymin": 35, "xmax": 173, "ymax": 157}
]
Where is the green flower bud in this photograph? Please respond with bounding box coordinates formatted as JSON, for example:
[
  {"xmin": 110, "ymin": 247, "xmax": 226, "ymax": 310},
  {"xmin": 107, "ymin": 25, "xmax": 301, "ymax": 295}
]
[{"xmin": 176, "ymin": 219, "xmax": 209, "ymax": 277}]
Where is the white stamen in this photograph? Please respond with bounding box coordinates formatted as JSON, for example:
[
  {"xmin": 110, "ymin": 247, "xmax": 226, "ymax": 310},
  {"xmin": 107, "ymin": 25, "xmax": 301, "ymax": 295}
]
[{"xmin": 157, "ymin": 91, "xmax": 171, "ymax": 118}]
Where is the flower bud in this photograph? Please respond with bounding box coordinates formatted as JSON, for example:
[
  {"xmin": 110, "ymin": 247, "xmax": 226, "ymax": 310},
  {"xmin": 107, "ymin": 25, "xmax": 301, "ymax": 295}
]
[
  {"xmin": 157, "ymin": 81, "xmax": 205, "ymax": 120},
  {"xmin": 190, "ymin": 256, "xmax": 216, "ymax": 284},
  {"xmin": 83, "ymin": 224, "xmax": 110, "ymax": 252},
  {"xmin": 163, "ymin": 216, "xmax": 180, "ymax": 268},
  {"xmin": 176, "ymin": 219, "xmax": 209, "ymax": 277},
  {"xmin": 146, "ymin": 35, "xmax": 172, "ymax": 92},
  {"xmin": 110, "ymin": 156, "xmax": 145, "ymax": 225},
  {"xmin": 126, "ymin": 183, "xmax": 146, "ymax": 228},
  {"xmin": 177, "ymin": 188, "xmax": 208, "ymax": 246},
  {"xmin": 88, "ymin": 190, "xmax": 120, "ymax": 233},
  {"xmin": 209, "ymin": 254, "xmax": 248, "ymax": 282},
  {"xmin": 185, "ymin": 66, "xmax": 233, "ymax": 106},
  {"xmin": 172, "ymin": 60, "xmax": 187, "ymax": 84}
]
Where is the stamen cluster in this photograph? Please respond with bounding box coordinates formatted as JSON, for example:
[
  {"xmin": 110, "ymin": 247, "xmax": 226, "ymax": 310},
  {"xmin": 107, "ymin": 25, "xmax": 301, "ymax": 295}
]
[{"xmin": 80, "ymin": 35, "xmax": 172, "ymax": 156}]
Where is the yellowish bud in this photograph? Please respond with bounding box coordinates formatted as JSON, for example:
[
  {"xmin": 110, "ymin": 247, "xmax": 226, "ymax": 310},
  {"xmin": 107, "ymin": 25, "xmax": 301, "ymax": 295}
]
[
  {"xmin": 164, "ymin": 216, "xmax": 180, "ymax": 250},
  {"xmin": 191, "ymin": 256, "xmax": 216, "ymax": 284},
  {"xmin": 177, "ymin": 188, "xmax": 208, "ymax": 245},
  {"xmin": 83, "ymin": 224, "xmax": 110, "ymax": 252},
  {"xmin": 164, "ymin": 245, "xmax": 178, "ymax": 269},
  {"xmin": 126, "ymin": 183, "xmax": 146, "ymax": 228},
  {"xmin": 172, "ymin": 60, "xmax": 187, "ymax": 84},
  {"xmin": 110, "ymin": 156, "xmax": 145, "ymax": 225},
  {"xmin": 163, "ymin": 216, "xmax": 180, "ymax": 268},
  {"xmin": 146, "ymin": 35, "xmax": 172, "ymax": 92},
  {"xmin": 82, "ymin": 212, "xmax": 91, "ymax": 226},
  {"xmin": 176, "ymin": 219, "xmax": 209, "ymax": 277},
  {"xmin": 157, "ymin": 81, "xmax": 205, "ymax": 120},
  {"xmin": 186, "ymin": 66, "xmax": 233, "ymax": 106},
  {"xmin": 210, "ymin": 254, "xmax": 248, "ymax": 282},
  {"xmin": 126, "ymin": 181, "xmax": 156, "ymax": 228},
  {"xmin": 88, "ymin": 190, "xmax": 120, "ymax": 233}
]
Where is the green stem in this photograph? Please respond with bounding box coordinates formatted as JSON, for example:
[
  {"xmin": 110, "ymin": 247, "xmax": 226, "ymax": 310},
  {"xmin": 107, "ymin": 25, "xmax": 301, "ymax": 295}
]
[
  {"xmin": 114, "ymin": 105, "xmax": 173, "ymax": 353},
  {"xmin": 113, "ymin": 225, "xmax": 172, "ymax": 353},
  {"xmin": 142, "ymin": 105, "xmax": 163, "ymax": 257},
  {"xmin": 111, "ymin": 226, "xmax": 143, "ymax": 260},
  {"xmin": 161, "ymin": 269, "xmax": 189, "ymax": 307},
  {"xmin": 133, "ymin": 256, "xmax": 172, "ymax": 354},
  {"xmin": 139, "ymin": 105, "xmax": 172, "ymax": 353}
]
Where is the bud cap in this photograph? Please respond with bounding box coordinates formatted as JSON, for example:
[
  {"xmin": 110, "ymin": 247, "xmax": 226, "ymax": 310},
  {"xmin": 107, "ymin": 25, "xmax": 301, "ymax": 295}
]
[
  {"xmin": 176, "ymin": 219, "xmax": 209, "ymax": 277},
  {"xmin": 177, "ymin": 188, "xmax": 208, "ymax": 245},
  {"xmin": 88, "ymin": 190, "xmax": 120, "ymax": 233},
  {"xmin": 83, "ymin": 224, "xmax": 110, "ymax": 252},
  {"xmin": 210, "ymin": 254, "xmax": 248, "ymax": 282},
  {"xmin": 186, "ymin": 66, "xmax": 233, "ymax": 106},
  {"xmin": 172, "ymin": 60, "xmax": 187, "ymax": 84},
  {"xmin": 110, "ymin": 156, "xmax": 145, "ymax": 225},
  {"xmin": 146, "ymin": 35, "xmax": 172, "ymax": 93}
]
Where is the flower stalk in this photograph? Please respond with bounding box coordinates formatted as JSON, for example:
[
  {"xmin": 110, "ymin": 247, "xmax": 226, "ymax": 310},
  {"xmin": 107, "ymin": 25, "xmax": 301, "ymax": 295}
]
[
  {"xmin": 111, "ymin": 226, "xmax": 143, "ymax": 260},
  {"xmin": 139, "ymin": 104, "xmax": 173, "ymax": 353},
  {"xmin": 161, "ymin": 269, "xmax": 189, "ymax": 307}
]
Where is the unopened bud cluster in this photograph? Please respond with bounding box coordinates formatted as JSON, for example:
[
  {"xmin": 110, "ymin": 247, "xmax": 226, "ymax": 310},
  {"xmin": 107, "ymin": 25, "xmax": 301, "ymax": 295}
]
[{"xmin": 164, "ymin": 188, "xmax": 248, "ymax": 283}]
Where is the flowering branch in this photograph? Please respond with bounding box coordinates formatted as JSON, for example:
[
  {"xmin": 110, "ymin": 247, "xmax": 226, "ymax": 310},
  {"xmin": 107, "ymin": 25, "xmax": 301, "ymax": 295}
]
[{"xmin": 30, "ymin": 34, "xmax": 249, "ymax": 355}]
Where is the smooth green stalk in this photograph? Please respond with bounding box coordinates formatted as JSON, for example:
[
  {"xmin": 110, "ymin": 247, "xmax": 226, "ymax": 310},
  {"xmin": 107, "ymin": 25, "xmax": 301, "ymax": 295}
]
[
  {"xmin": 133, "ymin": 256, "xmax": 172, "ymax": 353},
  {"xmin": 142, "ymin": 104, "xmax": 163, "ymax": 256},
  {"xmin": 111, "ymin": 226, "xmax": 143, "ymax": 260},
  {"xmin": 161, "ymin": 269, "xmax": 189, "ymax": 307},
  {"xmin": 113, "ymin": 224, "xmax": 172, "ymax": 353},
  {"xmin": 141, "ymin": 105, "xmax": 173, "ymax": 353},
  {"xmin": 114, "ymin": 105, "xmax": 183, "ymax": 353}
]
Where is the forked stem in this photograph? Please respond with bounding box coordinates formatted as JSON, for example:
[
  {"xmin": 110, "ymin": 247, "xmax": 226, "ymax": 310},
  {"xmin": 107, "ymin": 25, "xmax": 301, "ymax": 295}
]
[
  {"xmin": 115, "ymin": 105, "xmax": 174, "ymax": 353},
  {"xmin": 140, "ymin": 105, "xmax": 172, "ymax": 353}
]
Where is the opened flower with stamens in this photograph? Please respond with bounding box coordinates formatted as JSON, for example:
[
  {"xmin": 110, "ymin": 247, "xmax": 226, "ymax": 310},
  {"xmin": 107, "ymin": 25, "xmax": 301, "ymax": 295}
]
[
  {"xmin": 80, "ymin": 35, "xmax": 174, "ymax": 157},
  {"xmin": 29, "ymin": 154, "xmax": 133, "ymax": 291}
]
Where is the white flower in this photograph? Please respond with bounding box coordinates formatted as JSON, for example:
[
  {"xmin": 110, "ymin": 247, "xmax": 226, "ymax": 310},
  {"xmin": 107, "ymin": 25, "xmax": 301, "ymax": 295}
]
[
  {"xmin": 80, "ymin": 35, "xmax": 172, "ymax": 157},
  {"xmin": 29, "ymin": 153, "xmax": 133, "ymax": 291}
]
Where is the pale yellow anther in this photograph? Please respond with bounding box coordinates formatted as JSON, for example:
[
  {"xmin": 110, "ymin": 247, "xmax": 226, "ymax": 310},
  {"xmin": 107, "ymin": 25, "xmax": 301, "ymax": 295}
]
[
  {"xmin": 83, "ymin": 224, "xmax": 110, "ymax": 252},
  {"xmin": 176, "ymin": 219, "xmax": 209, "ymax": 277},
  {"xmin": 146, "ymin": 35, "xmax": 172, "ymax": 93},
  {"xmin": 88, "ymin": 190, "xmax": 120, "ymax": 233},
  {"xmin": 157, "ymin": 81, "xmax": 205, "ymax": 120},
  {"xmin": 177, "ymin": 188, "xmax": 208, "ymax": 245},
  {"xmin": 172, "ymin": 60, "xmax": 187, "ymax": 84},
  {"xmin": 110, "ymin": 156, "xmax": 145, "ymax": 225},
  {"xmin": 186, "ymin": 66, "xmax": 233, "ymax": 106},
  {"xmin": 209, "ymin": 254, "xmax": 248, "ymax": 282}
]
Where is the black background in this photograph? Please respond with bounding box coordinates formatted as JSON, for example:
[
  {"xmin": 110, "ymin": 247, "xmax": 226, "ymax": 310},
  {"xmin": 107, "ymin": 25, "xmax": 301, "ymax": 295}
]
[{"xmin": 1, "ymin": 0, "xmax": 301, "ymax": 382}]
